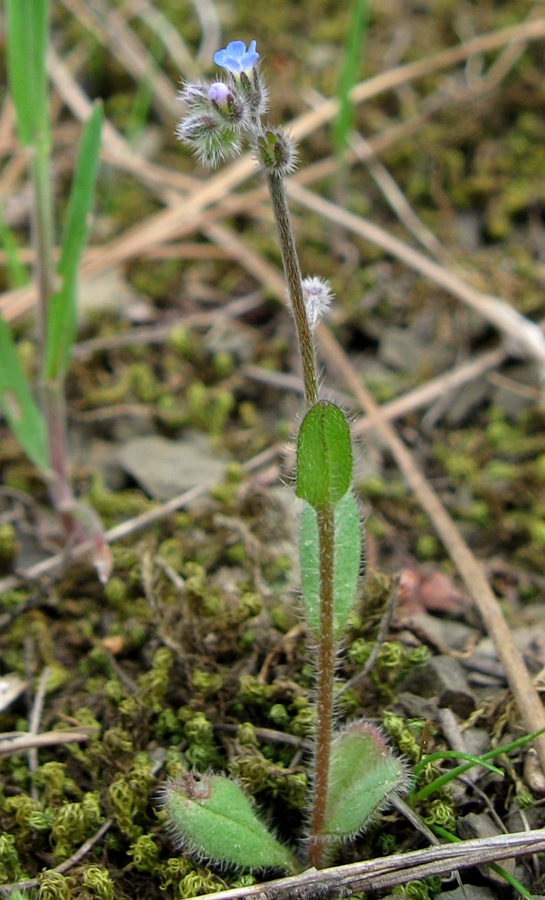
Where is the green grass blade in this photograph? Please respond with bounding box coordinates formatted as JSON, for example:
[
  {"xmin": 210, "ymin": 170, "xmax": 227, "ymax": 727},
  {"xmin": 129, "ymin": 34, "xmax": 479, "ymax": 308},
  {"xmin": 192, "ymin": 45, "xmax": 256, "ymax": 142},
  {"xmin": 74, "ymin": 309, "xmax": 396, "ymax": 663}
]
[
  {"xmin": 412, "ymin": 728, "xmax": 545, "ymax": 802},
  {"xmin": 5, "ymin": 0, "xmax": 49, "ymax": 146},
  {"xmin": 126, "ymin": 36, "xmax": 165, "ymax": 144},
  {"xmin": 413, "ymin": 750, "xmax": 503, "ymax": 781},
  {"xmin": 0, "ymin": 318, "xmax": 48, "ymax": 472},
  {"xmin": 0, "ymin": 203, "xmax": 29, "ymax": 289},
  {"xmin": 44, "ymin": 101, "xmax": 103, "ymax": 381},
  {"xmin": 334, "ymin": 0, "xmax": 370, "ymax": 155}
]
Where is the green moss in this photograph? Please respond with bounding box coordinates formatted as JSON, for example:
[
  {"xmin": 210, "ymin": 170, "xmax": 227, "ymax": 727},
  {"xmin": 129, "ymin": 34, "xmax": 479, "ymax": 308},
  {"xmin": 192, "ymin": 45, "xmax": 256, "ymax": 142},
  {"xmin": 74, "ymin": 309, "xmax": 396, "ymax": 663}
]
[
  {"xmin": 50, "ymin": 792, "xmax": 104, "ymax": 861},
  {"xmin": 0, "ymin": 832, "xmax": 27, "ymax": 883},
  {"xmin": 37, "ymin": 871, "xmax": 71, "ymax": 900},
  {"xmin": 0, "ymin": 523, "xmax": 19, "ymax": 566},
  {"xmin": 128, "ymin": 833, "xmax": 159, "ymax": 872},
  {"xmin": 81, "ymin": 865, "xmax": 115, "ymax": 900}
]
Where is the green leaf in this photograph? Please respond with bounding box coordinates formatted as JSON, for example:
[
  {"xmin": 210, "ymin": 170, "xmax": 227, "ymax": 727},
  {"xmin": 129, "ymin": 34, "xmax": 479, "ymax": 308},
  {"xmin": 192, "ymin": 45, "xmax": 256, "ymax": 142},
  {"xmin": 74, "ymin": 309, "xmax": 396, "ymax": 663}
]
[
  {"xmin": 162, "ymin": 773, "xmax": 300, "ymax": 872},
  {"xmin": 44, "ymin": 102, "xmax": 103, "ymax": 381},
  {"xmin": 5, "ymin": 0, "xmax": 49, "ymax": 147},
  {"xmin": 0, "ymin": 318, "xmax": 48, "ymax": 472},
  {"xmin": 334, "ymin": 0, "xmax": 370, "ymax": 155},
  {"xmin": 322, "ymin": 722, "xmax": 408, "ymax": 839},
  {"xmin": 0, "ymin": 202, "xmax": 29, "ymax": 289},
  {"xmin": 300, "ymin": 491, "xmax": 362, "ymax": 636},
  {"xmin": 296, "ymin": 401, "xmax": 352, "ymax": 510}
]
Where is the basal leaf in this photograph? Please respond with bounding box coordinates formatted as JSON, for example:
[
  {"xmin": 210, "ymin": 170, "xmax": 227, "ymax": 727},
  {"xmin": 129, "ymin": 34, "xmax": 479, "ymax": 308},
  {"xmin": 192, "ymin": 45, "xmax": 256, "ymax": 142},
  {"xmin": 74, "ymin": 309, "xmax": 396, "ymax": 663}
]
[
  {"xmin": 163, "ymin": 773, "xmax": 300, "ymax": 872},
  {"xmin": 323, "ymin": 722, "xmax": 408, "ymax": 839},
  {"xmin": 44, "ymin": 101, "xmax": 103, "ymax": 381},
  {"xmin": 5, "ymin": 0, "xmax": 49, "ymax": 146}
]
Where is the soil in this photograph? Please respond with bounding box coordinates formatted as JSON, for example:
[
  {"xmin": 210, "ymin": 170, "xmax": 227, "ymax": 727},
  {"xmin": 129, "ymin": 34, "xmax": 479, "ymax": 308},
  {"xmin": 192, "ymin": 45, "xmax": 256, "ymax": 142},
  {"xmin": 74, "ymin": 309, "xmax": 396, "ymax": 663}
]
[{"xmin": 1, "ymin": 2, "xmax": 545, "ymax": 899}]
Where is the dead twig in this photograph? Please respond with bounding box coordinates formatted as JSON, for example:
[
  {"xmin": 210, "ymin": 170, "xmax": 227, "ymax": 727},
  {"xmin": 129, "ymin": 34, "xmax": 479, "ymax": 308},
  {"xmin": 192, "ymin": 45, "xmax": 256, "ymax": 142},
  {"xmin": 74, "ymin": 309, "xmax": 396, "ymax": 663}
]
[
  {"xmin": 288, "ymin": 182, "xmax": 545, "ymax": 371},
  {"xmin": 0, "ymin": 727, "xmax": 97, "ymax": 757},
  {"xmin": 28, "ymin": 667, "xmax": 51, "ymax": 799},
  {"xmin": 81, "ymin": 829, "xmax": 545, "ymax": 900}
]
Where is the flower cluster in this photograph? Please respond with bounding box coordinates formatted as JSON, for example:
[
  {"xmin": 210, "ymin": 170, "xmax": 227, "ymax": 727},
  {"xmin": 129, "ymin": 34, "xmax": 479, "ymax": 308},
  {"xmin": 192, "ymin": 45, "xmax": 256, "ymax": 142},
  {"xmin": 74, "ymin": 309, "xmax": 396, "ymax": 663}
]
[
  {"xmin": 176, "ymin": 40, "xmax": 303, "ymax": 177},
  {"xmin": 176, "ymin": 40, "xmax": 267, "ymax": 168}
]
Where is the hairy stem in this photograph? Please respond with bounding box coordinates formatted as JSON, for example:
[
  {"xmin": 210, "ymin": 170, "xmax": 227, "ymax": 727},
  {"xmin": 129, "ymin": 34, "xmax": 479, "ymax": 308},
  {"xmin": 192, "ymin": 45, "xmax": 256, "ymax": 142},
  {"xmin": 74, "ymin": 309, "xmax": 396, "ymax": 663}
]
[
  {"xmin": 266, "ymin": 172, "xmax": 318, "ymax": 407},
  {"xmin": 307, "ymin": 505, "xmax": 336, "ymax": 869}
]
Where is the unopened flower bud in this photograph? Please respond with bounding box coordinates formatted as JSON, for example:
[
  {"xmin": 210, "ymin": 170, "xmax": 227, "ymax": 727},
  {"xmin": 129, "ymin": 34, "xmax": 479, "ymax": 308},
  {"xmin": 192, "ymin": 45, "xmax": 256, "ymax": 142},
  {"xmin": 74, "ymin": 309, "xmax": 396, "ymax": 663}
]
[
  {"xmin": 208, "ymin": 82, "xmax": 231, "ymax": 107},
  {"xmin": 302, "ymin": 276, "xmax": 333, "ymax": 329},
  {"xmin": 257, "ymin": 127, "xmax": 297, "ymax": 175},
  {"xmin": 176, "ymin": 113, "xmax": 241, "ymax": 168},
  {"xmin": 179, "ymin": 81, "xmax": 211, "ymax": 110}
]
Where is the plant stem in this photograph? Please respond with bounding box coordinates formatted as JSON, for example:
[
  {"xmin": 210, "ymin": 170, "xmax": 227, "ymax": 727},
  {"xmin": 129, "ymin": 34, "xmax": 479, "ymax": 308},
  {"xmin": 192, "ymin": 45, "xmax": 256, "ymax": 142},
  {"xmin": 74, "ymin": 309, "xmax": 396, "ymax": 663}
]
[
  {"xmin": 266, "ymin": 172, "xmax": 318, "ymax": 408},
  {"xmin": 307, "ymin": 504, "xmax": 336, "ymax": 869}
]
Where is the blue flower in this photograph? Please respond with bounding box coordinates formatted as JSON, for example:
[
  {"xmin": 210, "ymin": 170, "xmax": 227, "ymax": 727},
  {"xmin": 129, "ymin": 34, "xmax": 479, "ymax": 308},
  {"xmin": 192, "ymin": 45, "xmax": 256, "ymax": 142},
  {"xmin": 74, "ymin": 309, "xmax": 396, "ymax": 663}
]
[{"xmin": 213, "ymin": 40, "xmax": 259, "ymax": 76}]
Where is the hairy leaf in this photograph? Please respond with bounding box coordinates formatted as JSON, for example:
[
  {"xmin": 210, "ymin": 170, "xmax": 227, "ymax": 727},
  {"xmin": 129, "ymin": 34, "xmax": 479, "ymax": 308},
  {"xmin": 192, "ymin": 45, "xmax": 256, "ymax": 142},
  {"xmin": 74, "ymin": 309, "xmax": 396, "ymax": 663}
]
[
  {"xmin": 300, "ymin": 490, "xmax": 362, "ymax": 636},
  {"xmin": 323, "ymin": 722, "xmax": 408, "ymax": 839},
  {"xmin": 163, "ymin": 773, "xmax": 300, "ymax": 872},
  {"xmin": 296, "ymin": 401, "xmax": 352, "ymax": 510}
]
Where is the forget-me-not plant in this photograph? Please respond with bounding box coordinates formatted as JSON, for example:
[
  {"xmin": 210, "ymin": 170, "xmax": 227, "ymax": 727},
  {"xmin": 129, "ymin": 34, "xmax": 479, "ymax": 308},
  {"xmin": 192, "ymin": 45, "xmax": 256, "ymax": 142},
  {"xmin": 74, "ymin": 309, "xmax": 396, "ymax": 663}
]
[{"xmin": 163, "ymin": 39, "xmax": 409, "ymax": 873}]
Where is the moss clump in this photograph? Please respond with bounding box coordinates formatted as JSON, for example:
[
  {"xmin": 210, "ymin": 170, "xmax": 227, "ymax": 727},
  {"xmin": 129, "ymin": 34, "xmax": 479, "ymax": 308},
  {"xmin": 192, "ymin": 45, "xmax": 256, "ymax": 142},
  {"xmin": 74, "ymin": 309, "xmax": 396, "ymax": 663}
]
[
  {"xmin": 50, "ymin": 792, "xmax": 104, "ymax": 861},
  {"xmin": 82, "ymin": 865, "xmax": 115, "ymax": 900},
  {"xmin": 0, "ymin": 523, "xmax": 18, "ymax": 567},
  {"xmin": 37, "ymin": 870, "xmax": 72, "ymax": 900},
  {"xmin": 0, "ymin": 832, "xmax": 27, "ymax": 883}
]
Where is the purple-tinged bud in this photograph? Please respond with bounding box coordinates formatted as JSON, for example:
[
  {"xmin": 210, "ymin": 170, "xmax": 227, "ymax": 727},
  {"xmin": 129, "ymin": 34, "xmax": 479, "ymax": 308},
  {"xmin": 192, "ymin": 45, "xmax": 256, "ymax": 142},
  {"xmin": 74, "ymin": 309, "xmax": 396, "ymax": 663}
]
[
  {"xmin": 179, "ymin": 81, "xmax": 211, "ymax": 110},
  {"xmin": 302, "ymin": 276, "xmax": 333, "ymax": 329},
  {"xmin": 208, "ymin": 82, "xmax": 231, "ymax": 107},
  {"xmin": 256, "ymin": 126, "xmax": 298, "ymax": 175}
]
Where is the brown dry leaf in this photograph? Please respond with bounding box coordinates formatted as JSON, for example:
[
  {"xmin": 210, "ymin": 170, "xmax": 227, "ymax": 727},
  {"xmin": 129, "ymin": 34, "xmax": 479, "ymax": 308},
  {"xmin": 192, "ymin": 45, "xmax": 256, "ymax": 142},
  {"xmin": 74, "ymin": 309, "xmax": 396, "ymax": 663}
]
[
  {"xmin": 101, "ymin": 636, "xmax": 124, "ymax": 655},
  {"xmin": 397, "ymin": 567, "xmax": 469, "ymax": 618}
]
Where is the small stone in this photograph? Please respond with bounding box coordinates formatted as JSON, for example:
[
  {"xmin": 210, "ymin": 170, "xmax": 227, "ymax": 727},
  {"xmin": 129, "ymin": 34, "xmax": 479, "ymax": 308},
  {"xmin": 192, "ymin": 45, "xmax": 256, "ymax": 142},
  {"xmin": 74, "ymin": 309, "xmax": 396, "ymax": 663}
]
[
  {"xmin": 396, "ymin": 691, "xmax": 439, "ymax": 720},
  {"xmin": 117, "ymin": 433, "xmax": 226, "ymax": 501},
  {"xmin": 400, "ymin": 655, "xmax": 477, "ymax": 719}
]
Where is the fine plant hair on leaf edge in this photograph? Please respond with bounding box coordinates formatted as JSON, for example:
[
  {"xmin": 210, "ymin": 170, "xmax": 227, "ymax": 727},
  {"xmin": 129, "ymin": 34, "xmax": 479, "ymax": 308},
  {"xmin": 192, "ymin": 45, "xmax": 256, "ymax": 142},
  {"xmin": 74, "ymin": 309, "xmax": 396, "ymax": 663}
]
[
  {"xmin": 300, "ymin": 491, "xmax": 365, "ymax": 636},
  {"xmin": 326, "ymin": 722, "xmax": 412, "ymax": 839},
  {"xmin": 301, "ymin": 721, "xmax": 411, "ymax": 861},
  {"xmin": 158, "ymin": 771, "xmax": 301, "ymax": 873}
]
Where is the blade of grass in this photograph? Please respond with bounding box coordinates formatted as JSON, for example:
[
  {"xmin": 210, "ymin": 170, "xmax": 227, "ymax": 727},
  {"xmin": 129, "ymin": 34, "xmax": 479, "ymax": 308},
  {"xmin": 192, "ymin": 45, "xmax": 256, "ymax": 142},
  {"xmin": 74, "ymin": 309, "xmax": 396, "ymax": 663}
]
[
  {"xmin": 126, "ymin": 34, "xmax": 165, "ymax": 145},
  {"xmin": 0, "ymin": 318, "xmax": 48, "ymax": 472},
  {"xmin": 0, "ymin": 204, "xmax": 29, "ymax": 289},
  {"xmin": 411, "ymin": 727, "xmax": 545, "ymax": 802},
  {"xmin": 44, "ymin": 101, "xmax": 103, "ymax": 381},
  {"xmin": 414, "ymin": 750, "xmax": 503, "ymax": 777},
  {"xmin": 334, "ymin": 0, "xmax": 370, "ymax": 155},
  {"xmin": 5, "ymin": 0, "xmax": 49, "ymax": 147}
]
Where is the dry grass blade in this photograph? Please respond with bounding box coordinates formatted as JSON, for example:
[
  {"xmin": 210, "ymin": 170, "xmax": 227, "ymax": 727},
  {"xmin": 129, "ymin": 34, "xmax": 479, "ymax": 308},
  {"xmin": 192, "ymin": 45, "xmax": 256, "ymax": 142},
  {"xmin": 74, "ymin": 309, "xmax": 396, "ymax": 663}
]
[
  {"xmin": 288, "ymin": 182, "xmax": 545, "ymax": 370},
  {"xmin": 4, "ymin": 17, "xmax": 545, "ymax": 322},
  {"xmin": 0, "ymin": 727, "xmax": 97, "ymax": 756}
]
